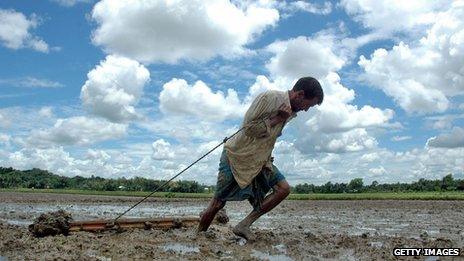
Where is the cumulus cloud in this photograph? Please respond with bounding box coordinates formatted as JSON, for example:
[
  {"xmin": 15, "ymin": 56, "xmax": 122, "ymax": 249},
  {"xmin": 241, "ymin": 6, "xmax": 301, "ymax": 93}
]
[
  {"xmin": 305, "ymin": 92, "xmax": 394, "ymax": 134},
  {"xmin": 0, "ymin": 9, "xmax": 49, "ymax": 52},
  {"xmin": 369, "ymin": 166, "xmax": 387, "ymax": 176},
  {"xmin": 360, "ymin": 152, "xmax": 380, "ymax": 162},
  {"xmin": 340, "ymin": 0, "xmax": 450, "ymax": 35},
  {"xmin": 25, "ymin": 116, "xmax": 127, "ymax": 147},
  {"xmin": 38, "ymin": 107, "xmax": 54, "ymax": 118},
  {"xmin": 296, "ymin": 128, "xmax": 378, "ymax": 153},
  {"xmin": 152, "ymin": 139, "xmax": 175, "ymax": 160},
  {"xmin": 426, "ymin": 127, "xmax": 464, "ymax": 148},
  {"xmin": 266, "ymin": 35, "xmax": 345, "ymax": 80},
  {"xmin": 90, "ymin": 0, "xmax": 279, "ymax": 63},
  {"xmin": 85, "ymin": 149, "xmax": 110, "ymax": 162},
  {"xmin": 136, "ymin": 114, "xmax": 239, "ymax": 145},
  {"xmin": 262, "ymin": 35, "xmax": 394, "ymax": 153},
  {"xmin": 80, "ymin": 55, "xmax": 150, "ymax": 123},
  {"xmin": 4, "ymin": 147, "xmax": 75, "ymax": 174},
  {"xmin": 159, "ymin": 78, "xmax": 245, "ymax": 121},
  {"xmin": 358, "ymin": 1, "xmax": 464, "ymax": 114}
]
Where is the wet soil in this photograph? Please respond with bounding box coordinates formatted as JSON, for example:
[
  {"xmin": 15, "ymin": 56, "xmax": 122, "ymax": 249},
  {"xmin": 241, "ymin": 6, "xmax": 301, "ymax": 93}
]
[{"xmin": 1, "ymin": 192, "xmax": 463, "ymax": 260}]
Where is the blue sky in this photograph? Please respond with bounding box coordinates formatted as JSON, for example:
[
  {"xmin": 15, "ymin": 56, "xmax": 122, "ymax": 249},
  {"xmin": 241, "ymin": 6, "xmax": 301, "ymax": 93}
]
[{"xmin": 0, "ymin": 0, "xmax": 463, "ymax": 185}]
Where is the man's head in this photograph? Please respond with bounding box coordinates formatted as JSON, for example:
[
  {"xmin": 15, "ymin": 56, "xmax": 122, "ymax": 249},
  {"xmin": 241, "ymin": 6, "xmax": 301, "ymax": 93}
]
[{"xmin": 290, "ymin": 77, "xmax": 324, "ymax": 112}]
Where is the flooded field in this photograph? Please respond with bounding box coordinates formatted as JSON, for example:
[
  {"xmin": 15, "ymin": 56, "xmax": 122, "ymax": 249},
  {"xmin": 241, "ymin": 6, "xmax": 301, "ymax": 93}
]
[{"xmin": 1, "ymin": 192, "xmax": 463, "ymax": 260}]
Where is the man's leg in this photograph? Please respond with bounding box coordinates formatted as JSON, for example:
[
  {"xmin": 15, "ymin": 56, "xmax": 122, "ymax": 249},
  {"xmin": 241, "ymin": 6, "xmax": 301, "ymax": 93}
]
[
  {"xmin": 197, "ymin": 197, "xmax": 225, "ymax": 232},
  {"xmin": 233, "ymin": 179, "xmax": 290, "ymax": 240}
]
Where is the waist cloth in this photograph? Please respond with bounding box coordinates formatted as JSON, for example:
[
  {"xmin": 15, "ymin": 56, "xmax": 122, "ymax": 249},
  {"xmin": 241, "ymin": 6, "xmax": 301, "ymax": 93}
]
[{"xmin": 214, "ymin": 148, "xmax": 286, "ymax": 210}]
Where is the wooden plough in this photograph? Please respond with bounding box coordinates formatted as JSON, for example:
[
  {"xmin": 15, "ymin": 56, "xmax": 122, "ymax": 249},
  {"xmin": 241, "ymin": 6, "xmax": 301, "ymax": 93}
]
[{"xmin": 69, "ymin": 216, "xmax": 200, "ymax": 232}]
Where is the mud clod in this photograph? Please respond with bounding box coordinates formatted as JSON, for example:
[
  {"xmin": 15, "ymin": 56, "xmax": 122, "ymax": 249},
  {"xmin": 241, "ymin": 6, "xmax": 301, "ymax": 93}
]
[
  {"xmin": 215, "ymin": 209, "xmax": 229, "ymax": 224},
  {"xmin": 199, "ymin": 208, "xmax": 229, "ymax": 224},
  {"xmin": 28, "ymin": 210, "xmax": 73, "ymax": 237}
]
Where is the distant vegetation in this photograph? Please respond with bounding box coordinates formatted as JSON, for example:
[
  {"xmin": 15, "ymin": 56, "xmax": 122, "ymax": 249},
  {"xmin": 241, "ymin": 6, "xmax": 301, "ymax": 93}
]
[
  {"xmin": 1, "ymin": 167, "xmax": 463, "ymax": 194},
  {"xmin": 294, "ymin": 176, "xmax": 464, "ymax": 193},
  {"xmin": 0, "ymin": 167, "xmax": 204, "ymax": 193}
]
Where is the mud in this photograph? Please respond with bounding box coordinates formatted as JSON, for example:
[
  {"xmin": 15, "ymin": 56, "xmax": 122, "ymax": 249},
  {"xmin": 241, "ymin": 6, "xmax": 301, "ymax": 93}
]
[
  {"xmin": 1, "ymin": 192, "xmax": 463, "ymax": 260},
  {"xmin": 200, "ymin": 209, "xmax": 229, "ymax": 225},
  {"xmin": 28, "ymin": 210, "xmax": 73, "ymax": 237},
  {"xmin": 215, "ymin": 209, "xmax": 229, "ymax": 224}
]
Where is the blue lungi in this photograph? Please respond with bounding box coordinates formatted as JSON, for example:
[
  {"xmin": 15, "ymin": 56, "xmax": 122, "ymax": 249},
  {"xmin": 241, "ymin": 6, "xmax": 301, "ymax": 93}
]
[{"xmin": 214, "ymin": 149, "xmax": 285, "ymax": 210}]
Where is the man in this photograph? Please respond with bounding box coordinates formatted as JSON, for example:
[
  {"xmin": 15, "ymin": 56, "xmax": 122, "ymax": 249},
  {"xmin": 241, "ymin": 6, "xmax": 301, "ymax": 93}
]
[{"xmin": 198, "ymin": 77, "xmax": 324, "ymax": 240}]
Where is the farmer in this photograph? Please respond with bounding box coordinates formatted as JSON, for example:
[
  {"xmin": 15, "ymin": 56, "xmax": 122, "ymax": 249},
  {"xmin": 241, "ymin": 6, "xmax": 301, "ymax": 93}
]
[{"xmin": 198, "ymin": 77, "xmax": 324, "ymax": 240}]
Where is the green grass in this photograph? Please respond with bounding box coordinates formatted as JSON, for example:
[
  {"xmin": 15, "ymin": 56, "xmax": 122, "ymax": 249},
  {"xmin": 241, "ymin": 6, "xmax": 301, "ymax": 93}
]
[
  {"xmin": 0, "ymin": 188, "xmax": 212, "ymax": 198},
  {"xmin": 1, "ymin": 188, "xmax": 463, "ymax": 200},
  {"xmin": 287, "ymin": 191, "xmax": 464, "ymax": 200}
]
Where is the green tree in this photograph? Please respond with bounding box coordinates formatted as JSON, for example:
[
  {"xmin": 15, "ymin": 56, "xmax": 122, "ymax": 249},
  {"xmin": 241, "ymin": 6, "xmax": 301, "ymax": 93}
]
[
  {"xmin": 348, "ymin": 178, "xmax": 363, "ymax": 192},
  {"xmin": 441, "ymin": 174, "xmax": 456, "ymax": 191}
]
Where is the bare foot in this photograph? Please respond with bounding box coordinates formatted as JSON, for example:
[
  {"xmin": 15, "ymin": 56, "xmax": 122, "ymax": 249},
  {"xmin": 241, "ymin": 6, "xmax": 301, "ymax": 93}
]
[{"xmin": 232, "ymin": 223, "xmax": 254, "ymax": 241}]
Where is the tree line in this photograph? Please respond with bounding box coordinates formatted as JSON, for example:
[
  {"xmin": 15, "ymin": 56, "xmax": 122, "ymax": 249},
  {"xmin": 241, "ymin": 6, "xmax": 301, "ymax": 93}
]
[
  {"xmin": 294, "ymin": 175, "xmax": 464, "ymax": 193},
  {"xmin": 1, "ymin": 167, "xmax": 463, "ymax": 193},
  {"xmin": 0, "ymin": 167, "xmax": 204, "ymax": 193}
]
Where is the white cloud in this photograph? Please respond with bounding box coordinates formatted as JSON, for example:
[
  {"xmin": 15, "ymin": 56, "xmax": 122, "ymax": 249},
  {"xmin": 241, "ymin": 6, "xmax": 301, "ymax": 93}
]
[
  {"xmin": 266, "ymin": 35, "xmax": 345, "ymax": 80},
  {"xmin": 360, "ymin": 152, "xmax": 380, "ymax": 162},
  {"xmin": 305, "ymin": 93, "xmax": 394, "ymax": 134},
  {"xmin": 25, "ymin": 116, "xmax": 127, "ymax": 147},
  {"xmin": 369, "ymin": 166, "xmax": 387, "ymax": 176},
  {"xmin": 85, "ymin": 149, "xmax": 110, "ymax": 162},
  {"xmin": 38, "ymin": 107, "xmax": 54, "ymax": 118},
  {"xmin": 426, "ymin": 127, "xmax": 464, "ymax": 148},
  {"xmin": 296, "ymin": 128, "xmax": 378, "ymax": 153},
  {"xmin": 340, "ymin": 0, "xmax": 450, "ymax": 35},
  {"xmin": 244, "ymin": 75, "xmax": 289, "ymax": 103},
  {"xmin": 159, "ymin": 78, "xmax": 245, "ymax": 121},
  {"xmin": 152, "ymin": 139, "xmax": 175, "ymax": 160},
  {"xmin": 136, "ymin": 114, "xmax": 239, "ymax": 145},
  {"xmin": 0, "ymin": 9, "xmax": 49, "ymax": 52},
  {"xmin": 426, "ymin": 113, "xmax": 464, "ymax": 130},
  {"xmin": 358, "ymin": 1, "xmax": 464, "ymax": 114},
  {"xmin": 391, "ymin": 135, "xmax": 412, "ymax": 142},
  {"xmin": 3, "ymin": 147, "xmax": 75, "ymax": 174},
  {"xmin": 261, "ymin": 34, "xmax": 395, "ymax": 154},
  {"xmin": 286, "ymin": 146, "xmax": 463, "ymax": 185},
  {"xmin": 80, "ymin": 55, "xmax": 150, "ymax": 123},
  {"xmin": 91, "ymin": 0, "xmax": 279, "ymax": 63},
  {"xmin": 0, "ymin": 106, "xmax": 65, "ymax": 136}
]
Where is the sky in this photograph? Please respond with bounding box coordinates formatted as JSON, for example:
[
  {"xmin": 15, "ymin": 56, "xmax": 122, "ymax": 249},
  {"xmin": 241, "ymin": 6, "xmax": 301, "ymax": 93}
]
[{"xmin": 0, "ymin": 0, "xmax": 463, "ymax": 186}]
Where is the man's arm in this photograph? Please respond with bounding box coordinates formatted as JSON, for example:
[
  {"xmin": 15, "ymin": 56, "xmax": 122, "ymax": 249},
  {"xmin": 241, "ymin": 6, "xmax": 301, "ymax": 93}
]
[
  {"xmin": 244, "ymin": 103, "xmax": 293, "ymax": 138},
  {"xmin": 269, "ymin": 103, "xmax": 292, "ymax": 128}
]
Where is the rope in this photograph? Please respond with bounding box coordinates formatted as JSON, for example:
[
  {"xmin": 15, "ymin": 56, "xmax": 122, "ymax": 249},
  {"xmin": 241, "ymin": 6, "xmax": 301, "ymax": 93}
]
[{"xmin": 112, "ymin": 124, "xmax": 248, "ymax": 223}]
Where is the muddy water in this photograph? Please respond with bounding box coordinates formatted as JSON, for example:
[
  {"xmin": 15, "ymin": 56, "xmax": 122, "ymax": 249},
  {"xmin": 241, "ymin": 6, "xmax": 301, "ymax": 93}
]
[{"xmin": 1, "ymin": 192, "xmax": 463, "ymax": 260}]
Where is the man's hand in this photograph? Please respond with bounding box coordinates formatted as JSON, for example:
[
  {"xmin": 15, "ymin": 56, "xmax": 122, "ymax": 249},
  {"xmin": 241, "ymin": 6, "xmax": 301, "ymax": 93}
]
[
  {"xmin": 268, "ymin": 104, "xmax": 292, "ymax": 128},
  {"xmin": 277, "ymin": 104, "xmax": 292, "ymax": 120}
]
